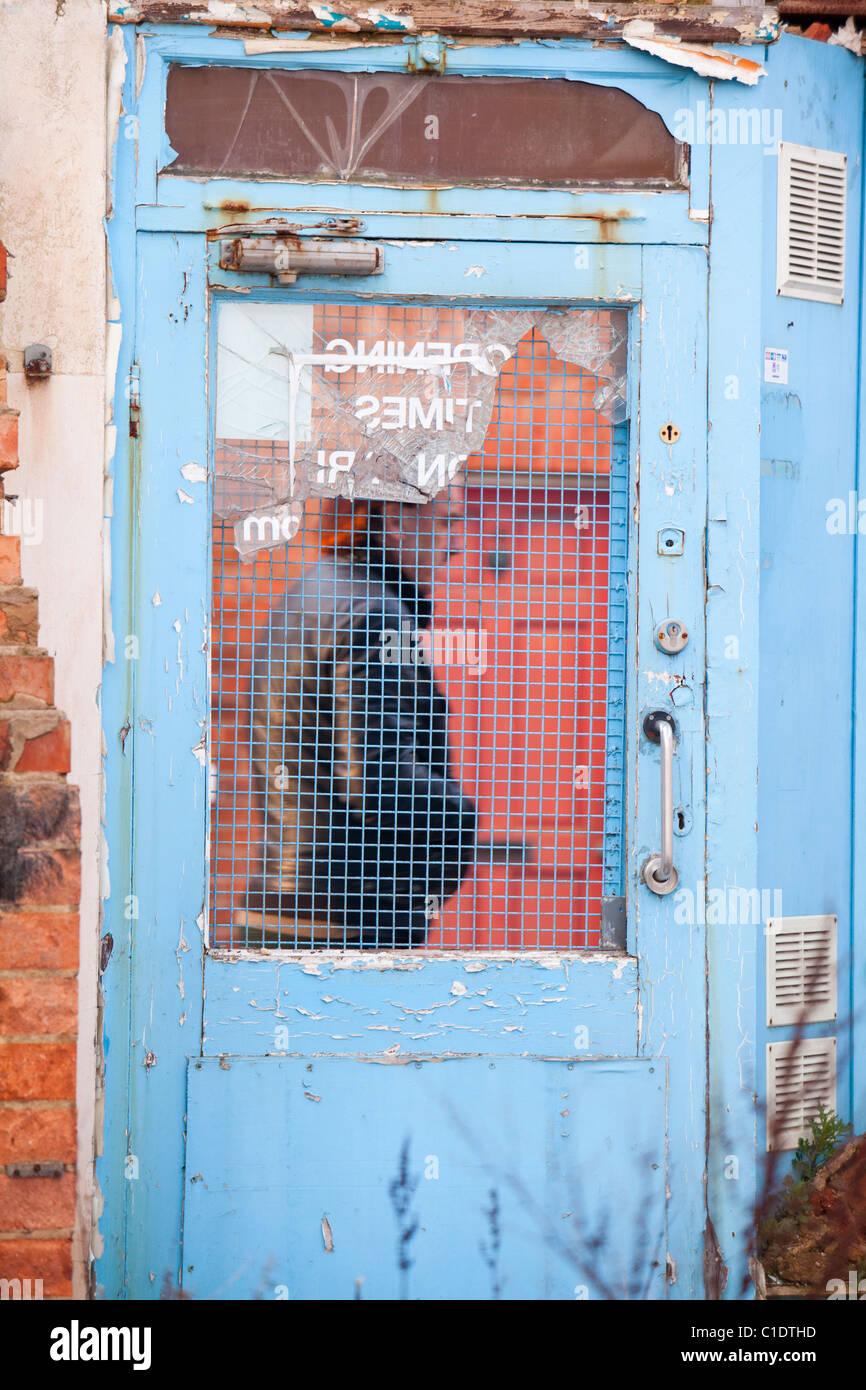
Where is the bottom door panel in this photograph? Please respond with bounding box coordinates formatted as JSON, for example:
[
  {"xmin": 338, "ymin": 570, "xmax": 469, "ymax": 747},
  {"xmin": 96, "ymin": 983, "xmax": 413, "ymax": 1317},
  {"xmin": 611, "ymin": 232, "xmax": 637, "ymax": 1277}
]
[{"xmin": 182, "ymin": 1056, "xmax": 665, "ymax": 1300}]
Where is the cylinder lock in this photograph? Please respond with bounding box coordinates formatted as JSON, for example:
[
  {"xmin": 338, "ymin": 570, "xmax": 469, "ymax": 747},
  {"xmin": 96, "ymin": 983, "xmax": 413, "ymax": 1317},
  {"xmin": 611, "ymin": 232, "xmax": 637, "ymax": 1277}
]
[{"xmin": 654, "ymin": 619, "xmax": 689, "ymax": 655}]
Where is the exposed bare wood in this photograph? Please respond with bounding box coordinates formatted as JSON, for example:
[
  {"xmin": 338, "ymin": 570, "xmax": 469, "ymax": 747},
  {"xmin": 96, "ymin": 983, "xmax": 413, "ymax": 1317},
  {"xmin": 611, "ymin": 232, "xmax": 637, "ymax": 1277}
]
[
  {"xmin": 107, "ymin": 3, "xmax": 778, "ymax": 45},
  {"xmin": 779, "ymin": 0, "xmax": 866, "ymax": 12}
]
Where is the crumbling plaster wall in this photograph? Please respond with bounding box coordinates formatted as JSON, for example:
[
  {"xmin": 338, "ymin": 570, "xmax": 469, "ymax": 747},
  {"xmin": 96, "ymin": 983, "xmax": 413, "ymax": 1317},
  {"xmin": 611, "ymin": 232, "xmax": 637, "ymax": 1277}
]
[{"xmin": 0, "ymin": 0, "xmax": 107, "ymax": 1299}]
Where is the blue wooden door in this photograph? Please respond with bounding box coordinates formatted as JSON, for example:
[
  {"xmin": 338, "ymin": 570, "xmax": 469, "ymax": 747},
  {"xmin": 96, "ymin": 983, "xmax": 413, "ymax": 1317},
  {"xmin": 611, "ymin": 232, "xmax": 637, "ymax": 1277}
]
[{"xmin": 98, "ymin": 231, "xmax": 707, "ymax": 1300}]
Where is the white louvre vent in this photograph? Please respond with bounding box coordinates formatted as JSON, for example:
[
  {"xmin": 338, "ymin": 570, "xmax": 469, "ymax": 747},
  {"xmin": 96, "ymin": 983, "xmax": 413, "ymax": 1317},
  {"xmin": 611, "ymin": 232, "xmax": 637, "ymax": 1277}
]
[
  {"xmin": 777, "ymin": 142, "xmax": 846, "ymax": 305},
  {"xmin": 766, "ymin": 1038, "xmax": 836, "ymax": 1152},
  {"xmin": 766, "ymin": 914, "xmax": 836, "ymax": 1027}
]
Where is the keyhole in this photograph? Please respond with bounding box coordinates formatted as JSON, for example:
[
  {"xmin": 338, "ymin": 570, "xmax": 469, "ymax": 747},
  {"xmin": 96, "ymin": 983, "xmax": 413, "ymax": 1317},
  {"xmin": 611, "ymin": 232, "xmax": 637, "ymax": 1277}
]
[{"xmin": 660, "ymin": 422, "xmax": 680, "ymax": 444}]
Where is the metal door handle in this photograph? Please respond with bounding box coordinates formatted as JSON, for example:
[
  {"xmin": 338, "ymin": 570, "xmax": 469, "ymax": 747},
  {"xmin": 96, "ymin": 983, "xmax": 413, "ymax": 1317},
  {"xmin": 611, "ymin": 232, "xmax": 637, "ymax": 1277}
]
[{"xmin": 642, "ymin": 710, "xmax": 679, "ymax": 895}]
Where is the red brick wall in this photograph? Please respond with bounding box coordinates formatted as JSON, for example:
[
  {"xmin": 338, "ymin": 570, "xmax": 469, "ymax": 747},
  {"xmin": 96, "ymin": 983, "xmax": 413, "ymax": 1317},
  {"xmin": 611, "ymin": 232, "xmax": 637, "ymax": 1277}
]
[{"xmin": 0, "ymin": 247, "xmax": 82, "ymax": 1299}]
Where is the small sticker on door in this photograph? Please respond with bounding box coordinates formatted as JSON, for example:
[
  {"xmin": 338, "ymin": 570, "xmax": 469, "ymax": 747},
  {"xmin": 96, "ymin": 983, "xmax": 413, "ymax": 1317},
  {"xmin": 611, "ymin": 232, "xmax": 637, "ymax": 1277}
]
[{"xmin": 764, "ymin": 348, "xmax": 789, "ymax": 384}]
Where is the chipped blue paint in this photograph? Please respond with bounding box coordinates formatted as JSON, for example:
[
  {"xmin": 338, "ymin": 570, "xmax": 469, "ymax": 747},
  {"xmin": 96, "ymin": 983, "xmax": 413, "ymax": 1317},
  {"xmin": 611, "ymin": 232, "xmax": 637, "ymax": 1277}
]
[
  {"xmin": 182, "ymin": 1056, "xmax": 667, "ymax": 1300},
  {"xmin": 103, "ymin": 229, "xmax": 210, "ymax": 1299},
  {"xmin": 307, "ymin": 4, "xmax": 414, "ymax": 31},
  {"xmin": 203, "ymin": 953, "xmax": 639, "ymax": 1057},
  {"xmin": 362, "ymin": 10, "xmax": 414, "ymax": 32},
  {"xmin": 141, "ymin": 187, "xmax": 702, "ymax": 247},
  {"xmin": 209, "ymin": 240, "xmax": 642, "ymax": 301},
  {"xmin": 311, "ymin": 4, "xmax": 351, "ymax": 27}
]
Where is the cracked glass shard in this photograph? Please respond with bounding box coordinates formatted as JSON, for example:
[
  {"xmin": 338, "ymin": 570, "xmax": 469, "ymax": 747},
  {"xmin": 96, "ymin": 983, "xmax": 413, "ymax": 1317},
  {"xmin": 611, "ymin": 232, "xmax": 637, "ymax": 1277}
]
[
  {"xmin": 536, "ymin": 309, "xmax": 628, "ymax": 425},
  {"xmin": 214, "ymin": 302, "xmax": 628, "ymax": 557}
]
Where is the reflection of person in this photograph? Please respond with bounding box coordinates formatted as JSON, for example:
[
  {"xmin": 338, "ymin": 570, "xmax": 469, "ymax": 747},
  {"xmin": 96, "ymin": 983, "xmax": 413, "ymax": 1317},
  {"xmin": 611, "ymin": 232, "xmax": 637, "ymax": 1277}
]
[{"xmin": 239, "ymin": 488, "xmax": 477, "ymax": 947}]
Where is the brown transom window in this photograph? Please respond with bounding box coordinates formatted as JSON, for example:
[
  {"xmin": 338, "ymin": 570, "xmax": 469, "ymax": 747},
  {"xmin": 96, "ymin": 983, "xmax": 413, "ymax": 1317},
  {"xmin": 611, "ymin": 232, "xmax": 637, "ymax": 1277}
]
[{"xmin": 165, "ymin": 67, "xmax": 685, "ymax": 187}]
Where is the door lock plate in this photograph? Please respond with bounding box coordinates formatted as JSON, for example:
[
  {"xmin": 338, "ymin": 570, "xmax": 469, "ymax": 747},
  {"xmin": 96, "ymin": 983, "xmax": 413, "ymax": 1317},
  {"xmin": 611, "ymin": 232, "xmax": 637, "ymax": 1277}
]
[
  {"xmin": 657, "ymin": 527, "xmax": 685, "ymax": 556},
  {"xmin": 654, "ymin": 619, "xmax": 689, "ymax": 655}
]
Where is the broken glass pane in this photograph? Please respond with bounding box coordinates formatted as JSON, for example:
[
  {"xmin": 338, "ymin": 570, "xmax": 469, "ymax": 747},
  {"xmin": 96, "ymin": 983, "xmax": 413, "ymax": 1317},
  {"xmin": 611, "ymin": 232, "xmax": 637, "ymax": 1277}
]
[{"xmin": 214, "ymin": 303, "xmax": 628, "ymax": 557}]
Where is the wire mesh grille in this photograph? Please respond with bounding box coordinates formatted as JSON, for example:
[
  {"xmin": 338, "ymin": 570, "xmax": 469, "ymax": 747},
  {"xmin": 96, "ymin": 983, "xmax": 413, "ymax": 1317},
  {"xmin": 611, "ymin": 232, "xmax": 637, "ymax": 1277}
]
[{"xmin": 210, "ymin": 302, "xmax": 628, "ymax": 950}]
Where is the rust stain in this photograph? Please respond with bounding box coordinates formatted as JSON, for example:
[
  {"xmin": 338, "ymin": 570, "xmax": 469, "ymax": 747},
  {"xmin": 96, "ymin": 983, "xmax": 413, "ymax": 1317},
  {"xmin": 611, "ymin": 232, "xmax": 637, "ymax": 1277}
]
[{"xmin": 206, "ymin": 215, "xmax": 365, "ymax": 238}]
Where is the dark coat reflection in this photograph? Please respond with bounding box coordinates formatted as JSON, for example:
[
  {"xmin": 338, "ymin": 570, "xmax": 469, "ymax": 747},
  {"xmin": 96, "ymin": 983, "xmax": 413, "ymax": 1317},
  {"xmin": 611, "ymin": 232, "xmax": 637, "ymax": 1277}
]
[{"xmin": 243, "ymin": 534, "xmax": 476, "ymax": 947}]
